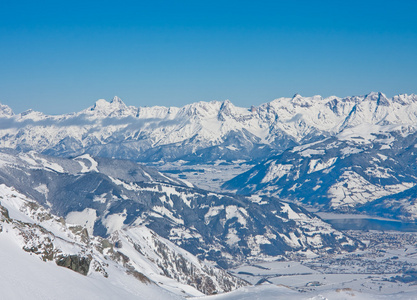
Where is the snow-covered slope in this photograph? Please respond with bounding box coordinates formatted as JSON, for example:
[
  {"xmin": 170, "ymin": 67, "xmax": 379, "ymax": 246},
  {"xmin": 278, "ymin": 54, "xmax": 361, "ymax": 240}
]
[
  {"xmin": 0, "ymin": 183, "xmax": 246, "ymax": 297},
  {"xmin": 224, "ymin": 128, "xmax": 417, "ymax": 218},
  {"xmin": 359, "ymin": 185, "xmax": 417, "ymax": 221},
  {"xmin": 0, "ymin": 148, "xmax": 189, "ymax": 187},
  {"xmin": 1, "ymin": 92, "xmax": 417, "ymax": 164},
  {"xmin": 1, "ymin": 187, "xmax": 413, "ymax": 300},
  {"xmin": 0, "ymin": 234, "xmax": 180, "ymax": 300},
  {"xmin": 0, "ymin": 149, "xmax": 362, "ymax": 268}
]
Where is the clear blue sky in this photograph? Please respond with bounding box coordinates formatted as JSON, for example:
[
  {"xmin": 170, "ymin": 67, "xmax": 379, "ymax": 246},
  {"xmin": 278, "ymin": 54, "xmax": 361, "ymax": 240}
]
[{"xmin": 1, "ymin": 0, "xmax": 416, "ymax": 114}]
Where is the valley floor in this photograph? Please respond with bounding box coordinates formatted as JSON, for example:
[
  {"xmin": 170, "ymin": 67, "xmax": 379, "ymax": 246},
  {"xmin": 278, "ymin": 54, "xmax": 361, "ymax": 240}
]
[
  {"xmin": 218, "ymin": 230, "xmax": 417, "ymax": 299},
  {"xmin": 155, "ymin": 161, "xmax": 253, "ymax": 191}
]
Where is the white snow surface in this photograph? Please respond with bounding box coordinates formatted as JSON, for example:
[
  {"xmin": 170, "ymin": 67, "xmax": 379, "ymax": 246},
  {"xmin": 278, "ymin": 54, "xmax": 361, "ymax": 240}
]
[
  {"xmin": 66, "ymin": 208, "xmax": 97, "ymax": 235},
  {"xmin": 261, "ymin": 162, "xmax": 292, "ymax": 183},
  {"xmin": 194, "ymin": 283, "xmax": 417, "ymax": 300},
  {"xmin": 0, "ymin": 232, "xmax": 180, "ymax": 300},
  {"xmin": 1, "ymin": 93, "xmax": 417, "ymax": 159},
  {"xmin": 0, "ymin": 184, "xmax": 184, "ymax": 299},
  {"xmin": 327, "ymin": 171, "xmax": 412, "ymax": 208},
  {"xmin": 102, "ymin": 209, "xmax": 127, "ymax": 234},
  {"xmin": 308, "ymin": 157, "xmax": 337, "ymax": 174},
  {"xmin": 0, "ymin": 182, "xmax": 250, "ymax": 299},
  {"xmin": 75, "ymin": 154, "xmax": 99, "ymax": 172}
]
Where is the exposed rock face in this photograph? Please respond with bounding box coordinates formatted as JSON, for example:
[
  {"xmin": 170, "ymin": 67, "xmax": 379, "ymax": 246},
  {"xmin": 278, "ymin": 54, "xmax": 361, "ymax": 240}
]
[
  {"xmin": 0, "ymin": 204, "xmax": 10, "ymax": 221},
  {"xmin": 126, "ymin": 270, "xmax": 151, "ymax": 284},
  {"xmin": 56, "ymin": 255, "xmax": 91, "ymax": 276}
]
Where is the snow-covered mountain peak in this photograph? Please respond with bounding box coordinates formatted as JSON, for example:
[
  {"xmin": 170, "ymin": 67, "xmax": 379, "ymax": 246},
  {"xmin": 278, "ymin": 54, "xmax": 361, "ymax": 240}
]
[
  {"xmin": 87, "ymin": 96, "xmax": 136, "ymax": 118},
  {"xmin": 0, "ymin": 103, "xmax": 13, "ymax": 117},
  {"xmin": 91, "ymin": 98, "xmax": 110, "ymax": 109},
  {"xmin": 268, "ymin": 96, "xmax": 292, "ymax": 106},
  {"xmin": 110, "ymin": 95, "xmax": 124, "ymax": 105},
  {"xmin": 290, "ymin": 94, "xmax": 309, "ymax": 107},
  {"xmin": 218, "ymin": 99, "xmax": 251, "ymax": 121},
  {"xmin": 219, "ymin": 100, "xmax": 233, "ymax": 112},
  {"xmin": 220, "ymin": 99, "xmax": 232, "ymax": 109},
  {"xmin": 18, "ymin": 109, "xmax": 47, "ymax": 121},
  {"xmin": 392, "ymin": 93, "xmax": 417, "ymax": 105},
  {"xmin": 21, "ymin": 108, "xmax": 34, "ymax": 116},
  {"xmin": 2, "ymin": 92, "xmax": 417, "ymax": 164},
  {"xmin": 180, "ymin": 100, "xmax": 223, "ymax": 119},
  {"xmin": 364, "ymin": 91, "xmax": 381, "ymax": 99},
  {"xmin": 289, "ymin": 94, "xmax": 323, "ymax": 107},
  {"xmin": 363, "ymin": 91, "xmax": 390, "ymax": 106},
  {"xmin": 95, "ymin": 96, "xmax": 127, "ymax": 110}
]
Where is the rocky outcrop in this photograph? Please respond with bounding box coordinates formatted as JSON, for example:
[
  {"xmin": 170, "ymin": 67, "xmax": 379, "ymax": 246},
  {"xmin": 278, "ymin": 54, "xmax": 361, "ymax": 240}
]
[{"xmin": 56, "ymin": 255, "xmax": 91, "ymax": 276}]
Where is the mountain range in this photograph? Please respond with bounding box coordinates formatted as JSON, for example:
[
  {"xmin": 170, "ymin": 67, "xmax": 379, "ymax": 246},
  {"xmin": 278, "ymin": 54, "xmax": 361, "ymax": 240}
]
[
  {"xmin": 2, "ymin": 92, "xmax": 417, "ymax": 218},
  {"xmin": 1, "ymin": 92, "xmax": 416, "ymax": 165},
  {"xmin": 2, "ymin": 92, "xmax": 417, "ymax": 297}
]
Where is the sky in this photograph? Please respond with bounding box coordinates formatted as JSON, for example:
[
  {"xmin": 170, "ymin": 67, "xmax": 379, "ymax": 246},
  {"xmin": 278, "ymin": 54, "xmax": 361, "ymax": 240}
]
[{"xmin": 0, "ymin": 0, "xmax": 416, "ymax": 115}]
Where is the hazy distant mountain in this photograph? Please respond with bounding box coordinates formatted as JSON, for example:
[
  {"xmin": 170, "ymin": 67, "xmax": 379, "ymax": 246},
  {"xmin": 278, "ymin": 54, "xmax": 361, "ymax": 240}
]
[{"xmin": 1, "ymin": 92, "xmax": 417, "ymax": 165}]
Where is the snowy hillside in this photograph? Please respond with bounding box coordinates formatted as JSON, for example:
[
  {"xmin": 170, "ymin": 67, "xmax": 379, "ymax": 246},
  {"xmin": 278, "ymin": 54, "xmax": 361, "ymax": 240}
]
[
  {"xmin": 224, "ymin": 127, "xmax": 417, "ymax": 219},
  {"xmin": 0, "ymin": 149, "xmax": 362, "ymax": 267},
  {"xmin": 2, "ymin": 188, "xmax": 415, "ymax": 300},
  {"xmin": 359, "ymin": 185, "xmax": 417, "ymax": 221},
  {"xmin": 1, "ymin": 92, "xmax": 417, "ymax": 164},
  {"xmin": 0, "ymin": 183, "xmax": 246, "ymax": 297}
]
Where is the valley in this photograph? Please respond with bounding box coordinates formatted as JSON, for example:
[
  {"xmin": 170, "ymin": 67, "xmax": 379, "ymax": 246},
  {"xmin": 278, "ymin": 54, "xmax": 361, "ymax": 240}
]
[
  {"xmin": 229, "ymin": 230, "xmax": 417, "ymax": 298},
  {"xmin": 1, "ymin": 93, "xmax": 417, "ymax": 299},
  {"xmin": 155, "ymin": 160, "xmax": 253, "ymax": 191}
]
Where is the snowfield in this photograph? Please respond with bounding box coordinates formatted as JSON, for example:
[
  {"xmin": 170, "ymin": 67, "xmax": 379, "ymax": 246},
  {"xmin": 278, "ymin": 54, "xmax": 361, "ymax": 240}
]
[{"xmin": 0, "ymin": 233, "xmax": 182, "ymax": 300}]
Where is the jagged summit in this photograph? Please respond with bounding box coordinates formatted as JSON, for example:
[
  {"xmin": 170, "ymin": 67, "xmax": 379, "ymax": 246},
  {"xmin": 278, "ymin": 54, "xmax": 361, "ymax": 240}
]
[
  {"xmin": 87, "ymin": 96, "xmax": 135, "ymax": 117},
  {"xmin": 92, "ymin": 96, "xmax": 126, "ymax": 109},
  {"xmin": 364, "ymin": 91, "xmax": 389, "ymax": 104},
  {"xmin": 110, "ymin": 95, "xmax": 123, "ymax": 104},
  {"xmin": 0, "ymin": 103, "xmax": 13, "ymax": 117},
  {"xmin": 0, "ymin": 92, "xmax": 416, "ymax": 164}
]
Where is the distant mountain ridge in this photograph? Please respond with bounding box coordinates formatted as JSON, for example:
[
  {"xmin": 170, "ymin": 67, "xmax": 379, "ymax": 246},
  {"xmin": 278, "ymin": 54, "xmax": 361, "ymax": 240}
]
[
  {"xmin": 1, "ymin": 92, "xmax": 417, "ymax": 164},
  {"xmin": 223, "ymin": 127, "xmax": 417, "ymax": 220}
]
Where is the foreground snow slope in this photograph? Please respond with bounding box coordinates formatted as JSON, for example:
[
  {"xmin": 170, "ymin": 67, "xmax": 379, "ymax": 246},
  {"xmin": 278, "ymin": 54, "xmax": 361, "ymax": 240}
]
[
  {"xmin": 0, "ymin": 183, "xmax": 245, "ymax": 297},
  {"xmin": 0, "ymin": 233, "xmax": 181, "ymax": 300}
]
